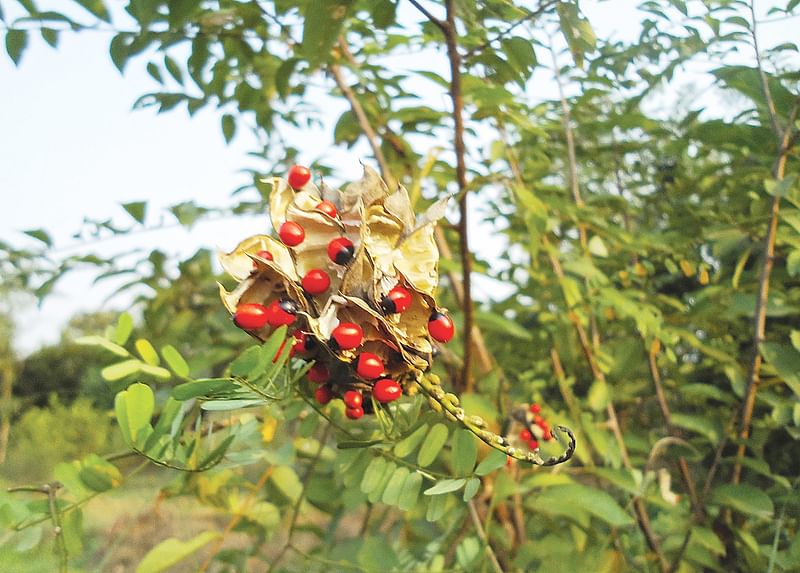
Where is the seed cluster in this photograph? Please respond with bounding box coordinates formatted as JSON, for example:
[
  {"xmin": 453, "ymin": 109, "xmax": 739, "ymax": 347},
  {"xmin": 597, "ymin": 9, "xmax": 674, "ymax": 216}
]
[{"xmin": 220, "ymin": 165, "xmax": 454, "ymax": 419}]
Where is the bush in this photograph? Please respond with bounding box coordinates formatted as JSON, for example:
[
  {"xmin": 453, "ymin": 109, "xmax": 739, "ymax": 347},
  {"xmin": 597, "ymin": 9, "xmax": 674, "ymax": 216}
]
[{"xmin": 3, "ymin": 396, "xmax": 118, "ymax": 481}]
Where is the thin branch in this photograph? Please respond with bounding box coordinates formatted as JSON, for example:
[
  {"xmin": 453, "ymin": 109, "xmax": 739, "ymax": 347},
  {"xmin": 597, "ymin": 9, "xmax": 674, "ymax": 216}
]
[
  {"xmin": 406, "ymin": 0, "xmax": 447, "ymax": 32},
  {"xmin": 440, "ymin": 0, "xmax": 475, "ymax": 393},
  {"xmin": 646, "ymin": 340, "xmax": 702, "ymax": 520},
  {"xmin": 463, "ymin": 1, "xmax": 559, "ymax": 60},
  {"xmin": 749, "ymin": 0, "xmax": 782, "ymax": 140},
  {"xmin": 329, "ymin": 62, "xmax": 395, "ymax": 188},
  {"xmin": 467, "ymin": 499, "xmax": 505, "ymax": 573},
  {"xmin": 549, "ymin": 41, "xmax": 587, "ymax": 250}
]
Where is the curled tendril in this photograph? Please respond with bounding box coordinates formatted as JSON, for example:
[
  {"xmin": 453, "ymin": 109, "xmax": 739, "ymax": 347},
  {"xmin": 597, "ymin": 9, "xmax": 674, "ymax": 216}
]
[{"xmin": 414, "ymin": 373, "xmax": 576, "ymax": 466}]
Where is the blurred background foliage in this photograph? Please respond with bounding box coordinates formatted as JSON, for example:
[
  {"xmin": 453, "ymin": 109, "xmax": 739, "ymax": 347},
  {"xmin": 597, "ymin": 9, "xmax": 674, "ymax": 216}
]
[{"xmin": 1, "ymin": 0, "xmax": 799, "ymax": 571}]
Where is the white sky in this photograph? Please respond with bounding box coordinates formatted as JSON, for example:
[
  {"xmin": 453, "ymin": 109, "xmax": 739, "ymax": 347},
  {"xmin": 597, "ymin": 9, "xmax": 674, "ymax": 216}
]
[{"xmin": 1, "ymin": 0, "xmax": 796, "ymax": 354}]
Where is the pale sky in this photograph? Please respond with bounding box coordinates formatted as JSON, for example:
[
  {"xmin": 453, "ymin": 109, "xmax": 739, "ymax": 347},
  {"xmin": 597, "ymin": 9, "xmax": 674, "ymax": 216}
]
[{"xmin": 1, "ymin": 0, "xmax": 795, "ymax": 353}]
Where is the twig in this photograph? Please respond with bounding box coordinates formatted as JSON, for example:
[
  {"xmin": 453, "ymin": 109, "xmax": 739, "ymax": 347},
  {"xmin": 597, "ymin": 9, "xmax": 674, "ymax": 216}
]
[
  {"xmin": 329, "ymin": 62, "xmax": 395, "ymax": 189},
  {"xmin": 8, "ymin": 482, "xmax": 68, "ymax": 572},
  {"xmin": 463, "ymin": 1, "xmax": 559, "ymax": 60},
  {"xmin": 467, "ymin": 499, "xmax": 505, "ymax": 573},
  {"xmin": 646, "ymin": 340, "xmax": 702, "ymax": 519},
  {"xmin": 406, "ymin": 0, "xmax": 447, "ymax": 32}
]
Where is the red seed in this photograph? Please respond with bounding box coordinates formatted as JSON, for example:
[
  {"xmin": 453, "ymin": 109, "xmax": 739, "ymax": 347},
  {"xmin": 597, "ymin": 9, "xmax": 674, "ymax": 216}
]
[
  {"xmin": 302, "ymin": 269, "xmax": 331, "ymax": 295},
  {"xmin": 373, "ymin": 378, "xmax": 402, "ymax": 403},
  {"xmin": 314, "ymin": 385, "xmax": 333, "ymax": 405},
  {"xmin": 343, "ymin": 390, "xmax": 363, "ymax": 409},
  {"xmin": 428, "ymin": 311, "xmax": 455, "ymax": 343},
  {"xmin": 530, "ymin": 403, "xmax": 541, "ymax": 414},
  {"xmin": 279, "ymin": 221, "xmax": 305, "ymax": 246},
  {"xmin": 266, "ymin": 299, "xmax": 296, "ymax": 328},
  {"xmin": 331, "ymin": 322, "xmax": 363, "ymax": 350},
  {"xmin": 519, "ymin": 429, "xmax": 532, "ymax": 441},
  {"xmin": 327, "ymin": 237, "xmax": 355, "ymax": 265},
  {"xmin": 543, "ymin": 429, "xmax": 553, "ymax": 441},
  {"xmin": 528, "ymin": 439, "xmax": 540, "ymax": 450},
  {"xmin": 233, "ymin": 303, "xmax": 270, "ymax": 330},
  {"xmin": 252, "ymin": 249, "xmax": 274, "ymax": 269},
  {"xmin": 381, "ymin": 285, "xmax": 413, "ymax": 314},
  {"xmin": 308, "ymin": 364, "xmax": 330, "ymax": 384},
  {"xmin": 287, "ymin": 164, "xmax": 311, "ymax": 189},
  {"xmin": 315, "ymin": 200, "xmax": 338, "ymax": 218},
  {"xmin": 534, "ymin": 414, "xmax": 544, "ymax": 425},
  {"xmin": 356, "ymin": 353, "xmax": 384, "ymax": 379},
  {"xmin": 346, "ymin": 406, "xmax": 364, "ymax": 420}
]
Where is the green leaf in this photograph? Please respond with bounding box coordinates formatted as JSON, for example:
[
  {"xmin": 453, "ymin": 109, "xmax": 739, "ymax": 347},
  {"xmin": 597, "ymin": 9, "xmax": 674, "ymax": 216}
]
[
  {"xmin": 135, "ymin": 338, "xmax": 160, "ymax": 366},
  {"xmin": 76, "ymin": 335, "xmax": 130, "ymax": 357},
  {"xmin": 146, "ymin": 62, "xmax": 163, "ymax": 84},
  {"xmin": 361, "ymin": 456, "xmax": 388, "ymax": 494},
  {"xmin": 556, "ymin": 2, "xmax": 595, "ymax": 68},
  {"xmin": 671, "ymin": 413, "xmax": 721, "ymax": 443},
  {"xmin": 475, "ymin": 449, "xmax": 507, "ymax": 476},
  {"xmin": 764, "ymin": 174, "xmax": 797, "ymax": 197},
  {"xmin": 710, "ymin": 484, "xmax": 774, "ymax": 519},
  {"xmin": 164, "ymin": 55, "xmax": 183, "ymax": 84},
  {"xmin": 102, "ymin": 359, "xmax": 141, "ymax": 381},
  {"xmin": 536, "ymin": 484, "xmax": 635, "ymax": 527},
  {"xmin": 271, "ymin": 466, "xmax": 303, "ymax": 502},
  {"xmin": 113, "ymin": 312, "xmax": 134, "ymax": 345},
  {"xmin": 588, "ymin": 235, "xmax": 609, "ymax": 257},
  {"xmin": 474, "ymin": 310, "xmax": 533, "ymax": 341},
  {"xmin": 426, "ymin": 492, "xmax": 448, "ymax": 522},
  {"xmin": 463, "ymin": 477, "xmax": 480, "ymax": 501},
  {"xmin": 115, "ymin": 383, "xmax": 154, "ymax": 447},
  {"xmin": 123, "ymin": 201, "xmax": 147, "ymax": 224},
  {"xmin": 172, "ymin": 378, "xmax": 239, "ymax": 400},
  {"xmin": 74, "ymin": 0, "xmax": 110, "ymax": 21},
  {"xmin": 5, "ymin": 29, "xmax": 28, "ymax": 65},
  {"xmin": 40, "ymin": 27, "xmax": 59, "ymax": 48},
  {"xmin": 451, "ymin": 429, "xmax": 478, "ymax": 475},
  {"xmin": 424, "ymin": 478, "xmax": 466, "ymax": 496},
  {"xmin": 301, "ymin": 0, "xmax": 352, "ymax": 68},
  {"xmin": 110, "ymin": 33, "xmax": 130, "ymax": 72},
  {"xmin": 141, "ymin": 364, "xmax": 172, "ymax": 380},
  {"xmin": 78, "ymin": 454, "xmax": 122, "ymax": 492},
  {"xmin": 398, "ymin": 472, "xmax": 422, "ymax": 511},
  {"xmin": 135, "ymin": 531, "xmax": 221, "ymax": 573},
  {"xmin": 394, "ymin": 423, "xmax": 429, "ymax": 457},
  {"xmin": 501, "ymin": 36, "xmax": 537, "ymax": 74},
  {"xmin": 382, "ymin": 467, "xmax": 410, "ymax": 506},
  {"xmin": 161, "ymin": 344, "xmax": 190, "ymax": 377},
  {"xmin": 23, "ymin": 228, "xmax": 51, "ymax": 246},
  {"xmin": 221, "ymin": 114, "xmax": 235, "ymax": 143},
  {"xmin": 760, "ymin": 342, "xmax": 800, "ymax": 396},
  {"xmin": 417, "ymin": 423, "xmax": 448, "ymax": 467}
]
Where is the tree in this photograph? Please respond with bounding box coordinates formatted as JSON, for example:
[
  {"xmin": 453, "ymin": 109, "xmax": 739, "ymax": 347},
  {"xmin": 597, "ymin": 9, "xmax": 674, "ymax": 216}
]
[{"xmin": 1, "ymin": 0, "xmax": 799, "ymax": 571}]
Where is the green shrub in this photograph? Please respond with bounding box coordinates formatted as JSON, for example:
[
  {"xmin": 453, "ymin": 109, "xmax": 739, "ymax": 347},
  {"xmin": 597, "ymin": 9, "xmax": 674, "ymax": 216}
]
[{"xmin": 3, "ymin": 396, "xmax": 119, "ymax": 481}]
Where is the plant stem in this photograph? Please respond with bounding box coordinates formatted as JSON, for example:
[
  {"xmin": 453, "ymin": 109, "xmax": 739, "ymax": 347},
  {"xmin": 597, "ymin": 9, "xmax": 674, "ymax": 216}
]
[
  {"xmin": 646, "ymin": 340, "xmax": 702, "ymax": 519},
  {"xmin": 467, "ymin": 499, "xmax": 505, "ymax": 573}
]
